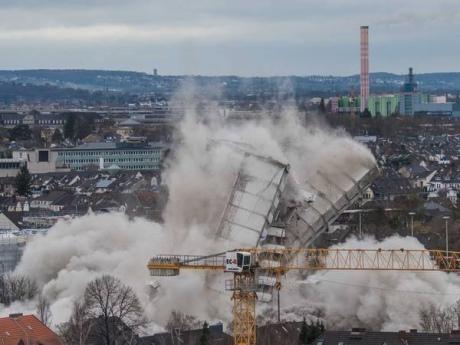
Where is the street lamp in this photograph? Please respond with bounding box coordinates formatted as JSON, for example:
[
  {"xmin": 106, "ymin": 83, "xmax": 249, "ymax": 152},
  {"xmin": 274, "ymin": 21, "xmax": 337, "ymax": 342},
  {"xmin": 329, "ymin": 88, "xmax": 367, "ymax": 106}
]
[
  {"xmin": 443, "ymin": 216, "xmax": 450, "ymax": 258},
  {"xmin": 359, "ymin": 211, "xmax": 362, "ymax": 239},
  {"xmin": 408, "ymin": 212, "xmax": 416, "ymax": 237}
]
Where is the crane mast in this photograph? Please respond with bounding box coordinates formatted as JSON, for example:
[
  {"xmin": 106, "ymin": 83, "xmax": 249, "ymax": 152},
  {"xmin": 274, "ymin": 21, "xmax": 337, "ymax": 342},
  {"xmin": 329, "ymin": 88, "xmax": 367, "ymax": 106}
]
[{"xmin": 148, "ymin": 248, "xmax": 460, "ymax": 345}]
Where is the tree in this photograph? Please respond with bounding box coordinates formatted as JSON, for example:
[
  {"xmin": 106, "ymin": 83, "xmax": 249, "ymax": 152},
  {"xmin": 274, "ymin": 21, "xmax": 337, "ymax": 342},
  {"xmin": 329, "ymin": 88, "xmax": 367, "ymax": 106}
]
[
  {"xmin": 0, "ymin": 273, "xmax": 38, "ymax": 305},
  {"xmin": 299, "ymin": 317, "xmax": 310, "ymax": 344},
  {"xmin": 36, "ymin": 293, "xmax": 52, "ymax": 326},
  {"xmin": 59, "ymin": 300, "xmax": 93, "ymax": 345},
  {"xmin": 318, "ymin": 98, "xmax": 326, "ymax": 114},
  {"xmin": 83, "ymin": 275, "xmax": 145, "ymax": 345},
  {"xmin": 32, "ymin": 127, "xmax": 45, "ymax": 146},
  {"xmin": 166, "ymin": 310, "xmax": 202, "ymax": 332},
  {"xmin": 299, "ymin": 317, "xmax": 324, "ymax": 344},
  {"xmin": 74, "ymin": 116, "xmax": 95, "ymax": 140},
  {"xmin": 52, "ymin": 128, "xmax": 63, "ymax": 143},
  {"xmin": 64, "ymin": 113, "xmax": 96, "ymax": 141},
  {"xmin": 15, "ymin": 165, "xmax": 31, "ymax": 196},
  {"xmin": 420, "ymin": 302, "xmax": 459, "ymax": 333},
  {"xmin": 64, "ymin": 113, "xmax": 76, "ymax": 140},
  {"xmin": 200, "ymin": 321, "xmax": 210, "ymax": 345},
  {"xmin": 360, "ymin": 108, "xmax": 372, "ymax": 118},
  {"xmin": 9, "ymin": 124, "xmax": 32, "ymax": 141}
]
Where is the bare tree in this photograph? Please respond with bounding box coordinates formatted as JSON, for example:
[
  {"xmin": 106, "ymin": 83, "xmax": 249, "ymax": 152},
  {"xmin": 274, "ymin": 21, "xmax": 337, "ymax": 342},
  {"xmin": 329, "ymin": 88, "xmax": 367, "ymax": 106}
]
[
  {"xmin": 58, "ymin": 300, "xmax": 94, "ymax": 345},
  {"xmin": 0, "ymin": 273, "xmax": 38, "ymax": 305},
  {"xmin": 36, "ymin": 293, "xmax": 52, "ymax": 326},
  {"xmin": 420, "ymin": 303, "xmax": 458, "ymax": 333},
  {"xmin": 84, "ymin": 275, "xmax": 145, "ymax": 345},
  {"xmin": 166, "ymin": 310, "xmax": 202, "ymax": 332}
]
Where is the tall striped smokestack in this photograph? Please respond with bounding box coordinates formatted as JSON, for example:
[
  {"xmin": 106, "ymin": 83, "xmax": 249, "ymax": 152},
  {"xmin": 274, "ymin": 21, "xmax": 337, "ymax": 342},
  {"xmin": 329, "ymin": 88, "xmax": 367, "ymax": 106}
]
[{"xmin": 360, "ymin": 26, "xmax": 369, "ymax": 113}]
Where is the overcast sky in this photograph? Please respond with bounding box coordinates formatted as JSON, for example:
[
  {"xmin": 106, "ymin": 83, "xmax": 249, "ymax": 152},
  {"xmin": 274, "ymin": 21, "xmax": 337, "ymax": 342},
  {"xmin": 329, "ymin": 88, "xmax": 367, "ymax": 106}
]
[{"xmin": 0, "ymin": 0, "xmax": 459, "ymax": 76}]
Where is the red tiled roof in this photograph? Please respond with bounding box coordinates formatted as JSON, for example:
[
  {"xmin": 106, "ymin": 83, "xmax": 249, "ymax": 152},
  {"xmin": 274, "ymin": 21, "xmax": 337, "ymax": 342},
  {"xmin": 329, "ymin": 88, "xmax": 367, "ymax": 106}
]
[{"xmin": 0, "ymin": 314, "xmax": 62, "ymax": 345}]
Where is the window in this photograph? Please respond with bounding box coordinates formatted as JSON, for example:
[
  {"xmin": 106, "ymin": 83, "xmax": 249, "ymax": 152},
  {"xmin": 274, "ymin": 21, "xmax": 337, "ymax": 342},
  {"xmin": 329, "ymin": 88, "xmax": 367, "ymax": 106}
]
[{"xmin": 38, "ymin": 150, "xmax": 49, "ymax": 162}]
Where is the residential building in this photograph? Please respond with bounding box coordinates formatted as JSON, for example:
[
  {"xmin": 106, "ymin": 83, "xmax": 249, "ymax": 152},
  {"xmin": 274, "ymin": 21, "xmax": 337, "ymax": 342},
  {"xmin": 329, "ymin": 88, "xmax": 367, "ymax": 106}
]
[
  {"xmin": 0, "ymin": 212, "xmax": 20, "ymax": 231},
  {"xmin": 0, "ymin": 313, "xmax": 62, "ymax": 345},
  {"xmin": 141, "ymin": 323, "xmax": 232, "ymax": 345},
  {"xmin": 30, "ymin": 191, "xmax": 74, "ymax": 212},
  {"xmin": 0, "ymin": 112, "xmax": 65, "ymax": 128},
  {"xmin": 371, "ymin": 169, "xmax": 414, "ymax": 201},
  {"xmin": 314, "ymin": 328, "xmax": 460, "ymax": 345},
  {"xmin": 35, "ymin": 113, "xmax": 65, "ymax": 127},
  {"xmin": 0, "ymin": 113, "xmax": 23, "ymax": 128}
]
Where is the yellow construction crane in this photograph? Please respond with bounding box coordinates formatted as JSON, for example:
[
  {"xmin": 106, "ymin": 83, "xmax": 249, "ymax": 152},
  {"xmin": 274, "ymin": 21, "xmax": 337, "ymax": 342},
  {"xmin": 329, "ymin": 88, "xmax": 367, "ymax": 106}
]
[{"xmin": 148, "ymin": 248, "xmax": 460, "ymax": 345}]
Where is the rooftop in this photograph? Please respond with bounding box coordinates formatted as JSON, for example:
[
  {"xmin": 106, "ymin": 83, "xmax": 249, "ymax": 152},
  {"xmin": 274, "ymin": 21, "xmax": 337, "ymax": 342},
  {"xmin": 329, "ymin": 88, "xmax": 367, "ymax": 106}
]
[
  {"xmin": 0, "ymin": 313, "xmax": 61, "ymax": 345},
  {"xmin": 55, "ymin": 141, "xmax": 165, "ymax": 151}
]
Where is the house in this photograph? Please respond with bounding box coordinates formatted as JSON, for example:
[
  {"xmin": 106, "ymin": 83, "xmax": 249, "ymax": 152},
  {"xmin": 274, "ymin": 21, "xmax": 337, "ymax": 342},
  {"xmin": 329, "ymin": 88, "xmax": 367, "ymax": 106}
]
[
  {"xmin": 313, "ymin": 328, "xmax": 460, "ymax": 345},
  {"xmin": 0, "ymin": 313, "xmax": 62, "ymax": 345},
  {"xmin": 371, "ymin": 169, "xmax": 414, "ymax": 201},
  {"xmin": 413, "ymin": 169, "xmax": 437, "ymax": 190},
  {"xmin": 0, "ymin": 212, "xmax": 22, "ymax": 230},
  {"xmin": 257, "ymin": 321, "xmax": 304, "ymax": 345},
  {"xmin": 84, "ymin": 316, "xmax": 142, "ymax": 345},
  {"xmin": 141, "ymin": 323, "xmax": 232, "ymax": 345},
  {"xmin": 30, "ymin": 191, "xmax": 74, "ymax": 212},
  {"xmin": 0, "ymin": 177, "xmax": 17, "ymax": 196}
]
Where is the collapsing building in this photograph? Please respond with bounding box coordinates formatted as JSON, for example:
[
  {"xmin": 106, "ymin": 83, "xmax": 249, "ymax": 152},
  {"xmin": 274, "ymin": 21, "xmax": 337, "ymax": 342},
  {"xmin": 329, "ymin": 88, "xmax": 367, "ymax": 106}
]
[{"xmin": 215, "ymin": 144, "xmax": 378, "ymax": 301}]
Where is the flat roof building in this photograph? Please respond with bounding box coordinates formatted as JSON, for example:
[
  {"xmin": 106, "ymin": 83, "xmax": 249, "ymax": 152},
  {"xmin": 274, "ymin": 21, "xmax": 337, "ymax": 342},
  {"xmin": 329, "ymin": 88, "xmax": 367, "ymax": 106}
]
[{"xmin": 55, "ymin": 140, "xmax": 165, "ymax": 171}]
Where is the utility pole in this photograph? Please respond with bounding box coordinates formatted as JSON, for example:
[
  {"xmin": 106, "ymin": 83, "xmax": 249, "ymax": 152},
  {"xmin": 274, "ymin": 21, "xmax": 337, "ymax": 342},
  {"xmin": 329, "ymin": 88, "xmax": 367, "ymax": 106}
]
[
  {"xmin": 275, "ymin": 282, "xmax": 281, "ymax": 323},
  {"xmin": 277, "ymin": 289, "xmax": 280, "ymax": 323},
  {"xmin": 443, "ymin": 216, "xmax": 450, "ymax": 257},
  {"xmin": 409, "ymin": 212, "xmax": 415, "ymax": 237}
]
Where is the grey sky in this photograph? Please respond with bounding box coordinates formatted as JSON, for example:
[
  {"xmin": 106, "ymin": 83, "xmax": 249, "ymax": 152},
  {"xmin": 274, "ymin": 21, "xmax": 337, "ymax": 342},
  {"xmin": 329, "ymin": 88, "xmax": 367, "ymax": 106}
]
[{"xmin": 0, "ymin": 0, "xmax": 459, "ymax": 76}]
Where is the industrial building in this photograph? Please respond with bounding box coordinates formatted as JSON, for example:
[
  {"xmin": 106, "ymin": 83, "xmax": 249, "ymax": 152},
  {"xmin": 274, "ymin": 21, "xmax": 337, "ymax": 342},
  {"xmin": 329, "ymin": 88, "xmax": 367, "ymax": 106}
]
[
  {"xmin": 55, "ymin": 140, "xmax": 165, "ymax": 171},
  {"xmin": 8, "ymin": 139, "xmax": 166, "ymax": 174},
  {"xmin": 214, "ymin": 142, "xmax": 378, "ymax": 301},
  {"xmin": 398, "ymin": 68, "xmax": 460, "ymax": 116},
  {"xmin": 0, "ymin": 159, "xmax": 26, "ymax": 177},
  {"xmin": 367, "ymin": 95, "xmax": 399, "ymax": 117},
  {"xmin": 399, "ymin": 67, "xmax": 421, "ymax": 116},
  {"xmin": 332, "ymin": 68, "xmax": 459, "ymax": 117}
]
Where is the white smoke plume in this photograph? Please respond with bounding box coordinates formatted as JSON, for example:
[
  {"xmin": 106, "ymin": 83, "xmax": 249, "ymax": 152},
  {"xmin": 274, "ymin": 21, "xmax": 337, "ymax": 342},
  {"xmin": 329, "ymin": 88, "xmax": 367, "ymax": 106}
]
[
  {"xmin": 3, "ymin": 91, "xmax": 446, "ymax": 333},
  {"xmin": 279, "ymin": 235, "xmax": 460, "ymax": 331}
]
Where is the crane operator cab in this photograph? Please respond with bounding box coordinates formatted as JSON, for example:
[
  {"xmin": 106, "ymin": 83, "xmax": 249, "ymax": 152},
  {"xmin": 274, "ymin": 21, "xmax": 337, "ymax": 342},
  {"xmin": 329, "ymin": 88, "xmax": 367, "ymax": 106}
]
[{"xmin": 225, "ymin": 251, "xmax": 252, "ymax": 273}]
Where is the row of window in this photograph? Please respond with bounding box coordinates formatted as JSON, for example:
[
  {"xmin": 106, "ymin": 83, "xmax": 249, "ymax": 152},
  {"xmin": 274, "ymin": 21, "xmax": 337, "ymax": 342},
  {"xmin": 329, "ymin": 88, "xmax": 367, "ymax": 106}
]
[
  {"xmin": 0, "ymin": 163, "xmax": 21, "ymax": 169},
  {"xmin": 59, "ymin": 150, "xmax": 161, "ymax": 156},
  {"xmin": 64, "ymin": 157, "xmax": 160, "ymax": 164},
  {"xmin": 37, "ymin": 120, "xmax": 63, "ymax": 124},
  {"xmin": 2, "ymin": 119, "xmax": 63, "ymax": 125},
  {"xmin": 74, "ymin": 165, "xmax": 158, "ymax": 171}
]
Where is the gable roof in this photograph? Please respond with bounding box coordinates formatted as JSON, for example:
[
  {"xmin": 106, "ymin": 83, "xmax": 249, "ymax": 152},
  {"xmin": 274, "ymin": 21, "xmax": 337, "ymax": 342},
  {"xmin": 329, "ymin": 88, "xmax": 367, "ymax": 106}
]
[
  {"xmin": 141, "ymin": 324, "xmax": 232, "ymax": 345},
  {"xmin": 314, "ymin": 329, "xmax": 458, "ymax": 345},
  {"xmin": 0, "ymin": 212, "xmax": 22, "ymax": 230},
  {"xmin": 0, "ymin": 314, "xmax": 62, "ymax": 345}
]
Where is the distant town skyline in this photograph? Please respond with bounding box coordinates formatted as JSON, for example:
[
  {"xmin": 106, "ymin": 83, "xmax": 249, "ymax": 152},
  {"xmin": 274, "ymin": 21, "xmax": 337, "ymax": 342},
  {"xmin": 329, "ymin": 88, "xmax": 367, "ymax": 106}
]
[{"xmin": 0, "ymin": 0, "xmax": 459, "ymax": 76}]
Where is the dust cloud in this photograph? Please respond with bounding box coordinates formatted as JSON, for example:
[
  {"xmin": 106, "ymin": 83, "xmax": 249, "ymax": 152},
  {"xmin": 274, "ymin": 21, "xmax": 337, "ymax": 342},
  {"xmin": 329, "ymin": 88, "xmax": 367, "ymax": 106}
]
[
  {"xmin": 280, "ymin": 235, "xmax": 460, "ymax": 331},
  {"xmin": 3, "ymin": 92, "xmax": 438, "ymax": 332}
]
